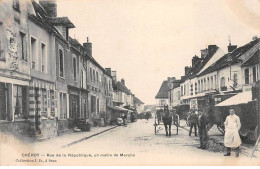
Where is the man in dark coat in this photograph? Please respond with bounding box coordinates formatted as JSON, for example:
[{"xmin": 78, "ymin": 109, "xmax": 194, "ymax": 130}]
[
  {"xmin": 189, "ymin": 110, "xmax": 198, "ymax": 136},
  {"xmin": 197, "ymin": 109, "xmax": 208, "ymax": 149}
]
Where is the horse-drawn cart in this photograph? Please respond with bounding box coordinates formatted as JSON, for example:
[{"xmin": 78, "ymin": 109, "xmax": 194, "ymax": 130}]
[{"xmin": 154, "ymin": 106, "xmax": 180, "ymax": 136}]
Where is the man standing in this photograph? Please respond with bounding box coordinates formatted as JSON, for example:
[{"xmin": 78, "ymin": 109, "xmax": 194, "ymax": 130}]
[
  {"xmin": 197, "ymin": 109, "xmax": 208, "ymax": 149},
  {"xmin": 189, "ymin": 109, "xmax": 198, "ymax": 136},
  {"xmin": 224, "ymin": 108, "xmax": 242, "ymax": 157}
]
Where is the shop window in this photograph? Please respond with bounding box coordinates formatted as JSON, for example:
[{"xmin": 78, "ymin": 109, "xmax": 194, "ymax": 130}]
[
  {"xmin": 50, "ymin": 90, "xmax": 55, "ymax": 117},
  {"xmin": 13, "ymin": 85, "xmax": 28, "ymax": 119},
  {"xmin": 244, "ymin": 68, "xmax": 249, "ymax": 84},
  {"xmin": 0, "ymin": 83, "xmax": 7, "ymax": 121}
]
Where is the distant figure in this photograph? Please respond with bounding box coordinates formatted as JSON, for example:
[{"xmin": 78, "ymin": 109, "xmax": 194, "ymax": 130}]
[
  {"xmin": 197, "ymin": 109, "xmax": 208, "ymax": 149},
  {"xmin": 224, "ymin": 108, "xmax": 241, "ymax": 157},
  {"xmin": 189, "ymin": 110, "xmax": 198, "ymax": 136},
  {"xmin": 145, "ymin": 112, "xmax": 150, "ymax": 121},
  {"xmin": 122, "ymin": 114, "xmax": 127, "ymax": 126}
]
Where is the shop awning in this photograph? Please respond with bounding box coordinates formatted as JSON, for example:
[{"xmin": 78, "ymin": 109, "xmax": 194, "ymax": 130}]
[{"xmin": 215, "ymin": 91, "xmax": 252, "ymax": 107}]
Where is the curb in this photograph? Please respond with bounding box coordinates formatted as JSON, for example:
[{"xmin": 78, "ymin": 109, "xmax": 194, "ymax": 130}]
[{"xmin": 61, "ymin": 125, "xmax": 119, "ymax": 148}]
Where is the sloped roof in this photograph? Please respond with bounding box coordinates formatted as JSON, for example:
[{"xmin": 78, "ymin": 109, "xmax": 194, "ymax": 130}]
[
  {"xmin": 115, "ymin": 81, "xmax": 132, "ymax": 95},
  {"xmin": 170, "ymin": 79, "xmax": 183, "ymax": 90},
  {"xmin": 155, "ymin": 81, "xmax": 170, "ymax": 99},
  {"xmin": 134, "ymin": 96, "xmax": 144, "ymax": 105},
  {"xmin": 46, "ymin": 16, "xmax": 75, "ymax": 28},
  {"xmin": 199, "ymin": 39, "xmax": 259, "ymax": 77},
  {"xmin": 241, "ymin": 49, "xmax": 259, "ymax": 67},
  {"xmin": 69, "ymin": 37, "xmax": 81, "ymax": 46},
  {"xmin": 32, "ymin": 0, "xmax": 50, "ymax": 17},
  {"xmin": 184, "ymin": 45, "xmax": 219, "ymax": 80}
]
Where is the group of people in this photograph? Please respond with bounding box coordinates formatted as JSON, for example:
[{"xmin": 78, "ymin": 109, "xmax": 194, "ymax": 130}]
[{"xmin": 188, "ymin": 107, "xmax": 242, "ymax": 157}]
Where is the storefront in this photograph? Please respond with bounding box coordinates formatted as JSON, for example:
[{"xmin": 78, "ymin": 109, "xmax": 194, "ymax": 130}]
[
  {"xmin": 215, "ymin": 91, "xmax": 258, "ymax": 142},
  {"xmin": 68, "ymin": 85, "xmax": 80, "ymax": 128},
  {"xmin": 0, "ymin": 78, "xmax": 31, "ymax": 137}
]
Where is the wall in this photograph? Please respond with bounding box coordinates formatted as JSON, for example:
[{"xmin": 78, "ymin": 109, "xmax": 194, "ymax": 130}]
[
  {"xmin": 0, "ymin": 0, "xmax": 32, "ymax": 82},
  {"xmin": 28, "ymin": 19, "xmax": 55, "ymax": 82},
  {"xmin": 217, "ymin": 64, "xmax": 242, "ymax": 91}
]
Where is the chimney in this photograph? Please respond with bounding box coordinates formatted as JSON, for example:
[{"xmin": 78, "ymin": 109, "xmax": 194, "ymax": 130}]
[
  {"xmin": 208, "ymin": 45, "xmax": 218, "ymax": 55},
  {"xmin": 112, "ymin": 71, "xmax": 117, "ymax": 82},
  {"xmin": 105, "ymin": 68, "xmax": 112, "ymax": 76},
  {"xmin": 192, "ymin": 55, "xmax": 201, "ymax": 67},
  {"xmin": 185, "ymin": 66, "xmax": 191, "ymax": 76},
  {"xmin": 200, "ymin": 48, "xmax": 208, "ymax": 59},
  {"xmin": 228, "ymin": 45, "xmax": 237, "ymax": 53},
  {"xmin": 39, "ymin": 0, "xmax": 57, "ymax": 17},
  {"xmin": 83, "ymin": 37, "xmax": 92, "ymax": 57},
  {"xmin": 121, "ymin": 79, "xmax": 125, "ymax": 85}
]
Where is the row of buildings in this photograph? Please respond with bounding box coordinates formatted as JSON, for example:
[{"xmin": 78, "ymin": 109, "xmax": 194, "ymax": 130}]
[
  {"xmin": 0, "ymin": 0, "xmax": 144, "ymax": 140},
  {"xmin": 155, "ymin": 37, "xmax": 260, "ymax": 138}
]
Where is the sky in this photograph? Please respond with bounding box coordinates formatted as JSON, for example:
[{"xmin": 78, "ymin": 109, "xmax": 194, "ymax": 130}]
[{"xmin": 57, "ymin": 0, "xmax": 260, "ymax": 105}]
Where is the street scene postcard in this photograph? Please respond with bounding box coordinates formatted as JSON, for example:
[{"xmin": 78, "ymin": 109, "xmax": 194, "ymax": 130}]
[{"xmin": 0, "ymin": 0, "xmax": 260, "ymax": 166}]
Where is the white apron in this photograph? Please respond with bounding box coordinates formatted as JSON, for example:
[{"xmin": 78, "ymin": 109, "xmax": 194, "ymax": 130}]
[{"xmin": 224, "ymin": 114, "xmax": 242, "ymax": 148}]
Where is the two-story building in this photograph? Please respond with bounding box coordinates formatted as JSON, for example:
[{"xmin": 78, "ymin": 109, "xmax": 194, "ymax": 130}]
[
  {"xmin": 155, "ymin": 77, "xmax": 175, "ymax": 110},
  {"xmin": 27, "ymin": 0, "xmax": 60, "ymax": 139},
  {"xmin": 134, "ymin": 96, "xmax": 145, "ymax": 114},
  {"xmin": 0, "ymin": 0, "xmax": 34, "ymax": 137}
]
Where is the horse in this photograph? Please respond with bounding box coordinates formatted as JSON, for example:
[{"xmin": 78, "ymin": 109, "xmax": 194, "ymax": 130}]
[{"xmin": 162, "ymin": 105, "xmax": 173, "ymax": 136}]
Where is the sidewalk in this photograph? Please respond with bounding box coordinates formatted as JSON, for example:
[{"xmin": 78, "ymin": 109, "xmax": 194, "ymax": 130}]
[
  {"xmin": 30, "ymin": 125, "xmax": 118, "ymax": 153},
  {"xmin": 179, "ymin": 120, "xmax": 260, "ymax": 158}
]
